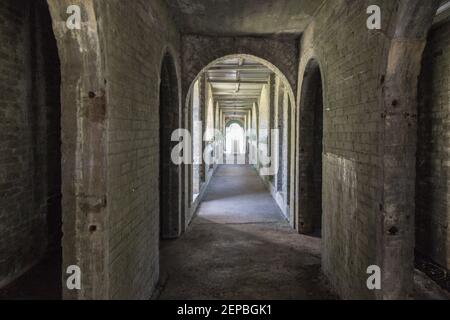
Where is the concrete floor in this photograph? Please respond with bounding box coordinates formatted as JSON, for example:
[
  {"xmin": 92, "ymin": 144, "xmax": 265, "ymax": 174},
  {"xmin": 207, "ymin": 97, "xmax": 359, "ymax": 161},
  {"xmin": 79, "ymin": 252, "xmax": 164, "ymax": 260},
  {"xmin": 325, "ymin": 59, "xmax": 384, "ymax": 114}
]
[
  {"xmin": 1, "ymin": 165, "xmax": 446, "ymax": 300},
  {"xmin": 158, "ymin": 165, "xmax": 337, "ymax": 300}
]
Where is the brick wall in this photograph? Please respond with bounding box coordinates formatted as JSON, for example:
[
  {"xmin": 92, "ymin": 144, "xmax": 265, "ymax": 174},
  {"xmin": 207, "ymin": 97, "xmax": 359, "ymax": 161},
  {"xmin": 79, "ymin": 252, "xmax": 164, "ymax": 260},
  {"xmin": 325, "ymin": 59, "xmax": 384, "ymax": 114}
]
[
  {"xmin": 96, "ymin": 0, "xmax": 181, "ymax": 299},
  {"xmin": 296, "ymin": 0, "xmax": 439, "ymax": 299},
  {"xmin": 0, "ymin": 0, "xmax": 61, "ymax": 287},
  {"xmin": 416, "ymin": 20, "xmax": 450, "ymax": 270},
  {"xmin": 297, "ymin": 0, "xmax": 398, "ymax": 299}
]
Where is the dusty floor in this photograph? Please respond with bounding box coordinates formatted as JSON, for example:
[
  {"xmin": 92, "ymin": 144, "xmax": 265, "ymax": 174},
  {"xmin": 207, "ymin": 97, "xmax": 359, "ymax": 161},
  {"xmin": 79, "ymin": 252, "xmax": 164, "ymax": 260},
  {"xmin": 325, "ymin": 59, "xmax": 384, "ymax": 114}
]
[
  {"xmin": 1, "ymin": 164, "xmax": 447, "ymax": 300},
  {"xmin": 158, "ymin": 165, "xmax": 337, "ymax": 300},
  {"xmin": 158, "ymin": 165, "xmax": 450, "ymax": 300},
  {"xmin": 0, "ymin": 248, "xmax": 62, "ymax": 300}
]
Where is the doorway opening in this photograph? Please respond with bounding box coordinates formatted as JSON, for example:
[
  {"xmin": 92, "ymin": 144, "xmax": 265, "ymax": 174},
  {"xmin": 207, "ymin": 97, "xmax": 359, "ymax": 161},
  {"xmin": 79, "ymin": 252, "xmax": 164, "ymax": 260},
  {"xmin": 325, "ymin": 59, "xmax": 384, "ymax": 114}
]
[
  {"xmin": 183, "ymin": 54, "xmax": 296, "ymax": 225},
  {"xmin": 226, "ymin": 123, "xmax": 245, "ymax": 155},
  {"xmin": 159, "ymin": 52, "xmax": 180, "ymax": 240},
  {"xmin": 0, "ymin": 0, "xmax": 62, "ymax": 299},
  {"xmin": 298, "ymin": 59, "xmax": 323, "ymax": 238},
  {"xmin": 415, "ymin": 20, "xmax": 450, "ymax": 291}
]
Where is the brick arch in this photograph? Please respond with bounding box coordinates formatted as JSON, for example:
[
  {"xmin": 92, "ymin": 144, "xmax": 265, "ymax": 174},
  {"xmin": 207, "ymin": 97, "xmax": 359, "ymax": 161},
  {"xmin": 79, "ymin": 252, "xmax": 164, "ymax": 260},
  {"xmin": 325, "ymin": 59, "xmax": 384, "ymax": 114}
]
[
  {"xmin": 182, "ymin": 52, "xmax": 298, "ymax": 225},
  {"xmin": 293, "ymin": 48, "xmax": 328, "ymax": 233},
  {"xmin": 159, "ymin": 45, "xmax": 182, "ymax": 101},
  {"xmin": 159, "ymin": 45, "xmax": 181, "ymax": 108},
  {"xmin": 47, "ymin": 0, "xmax": 108, "ymax": 299},
  {"xmin": 184, "ymin": 53, "xmax": 296, "ymax": 114},
  {"xmin": 181, "ymin": 35, "xmax": 299, "ymax": 105},
  {"xmin": 377, "ymin": 0, "xmax": 441, "ymax": 299}
]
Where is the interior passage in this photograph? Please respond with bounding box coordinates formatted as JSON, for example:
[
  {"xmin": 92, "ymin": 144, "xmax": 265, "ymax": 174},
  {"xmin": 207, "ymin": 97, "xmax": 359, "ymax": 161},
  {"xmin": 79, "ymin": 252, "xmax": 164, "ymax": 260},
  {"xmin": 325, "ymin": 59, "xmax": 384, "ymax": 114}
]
[
  {"xmin": 158, "ymin": 165, "xmax": 336, "ymax": 299},
  {"xmin": 2, "ymin": 0, "xmax": 450, "ymax": 301}
]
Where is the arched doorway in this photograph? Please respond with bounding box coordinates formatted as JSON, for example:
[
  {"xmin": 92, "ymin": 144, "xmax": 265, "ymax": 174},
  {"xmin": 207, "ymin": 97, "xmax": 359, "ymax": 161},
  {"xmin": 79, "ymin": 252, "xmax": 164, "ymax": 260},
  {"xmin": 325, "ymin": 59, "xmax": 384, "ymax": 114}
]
[
  {"xmin": 0, "ymin": 0, "xmax": 62, "ymax": 299},
  {"xmin": 225, "ymin": 122, "xmax": 246, "ymax": 165},
  {"xmin": 377, "ymin": 1, "xmax": 441, "ymax": 299},
  {"xmin": 297, "ymin": 59, "xmax": 324, "ymax": 237},
  {"xmin": 415, "ymin": 5, "xmax": 450, "ymax": 292},
  {"xmin": 183, "ymin": 54, "xmax": 296, "ymax": 223},
  {"xmin": 159, "ymin": 52, "xmax": 181, "ymax": 240},
  {"xmin": 225, "ymin": 121, "xmax": 246, "ymax": 155}
]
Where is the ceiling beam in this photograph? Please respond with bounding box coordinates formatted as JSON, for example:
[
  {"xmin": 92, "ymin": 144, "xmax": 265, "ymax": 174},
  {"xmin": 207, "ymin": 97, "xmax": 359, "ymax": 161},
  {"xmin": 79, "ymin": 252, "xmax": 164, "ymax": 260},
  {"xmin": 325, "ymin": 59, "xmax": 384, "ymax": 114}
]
[
  {"xmin": 214, "ymin": 95, "xmax": 260, "ymax": 99},
  {"xmin": 219, "ymin": 103, "xmax": 253, "ymax": 105},
  {"xmin": 214, "ymin": 93, "xmax": 260, "ymax": 97},
  {"xmin": 220, "ymin": 104, "xmax": 251, "ymax": 107},
  {"xmin": 219, "ymin": 105, "xmax": 252, "ymax": 108},
  {"xmin": 218, "ymin": 102, "xmax": 255, "ymax": 104},
  {"xmin": 218, "ymin": 100, "xmax": 256, "ymax": 102},
  {"xmin": 220, "ymin": 107, "xmax": 253, "ymax": 110},
  {"xmin": 219, "ymin": 106, "xmax": 254, "ymax": 109},
  {"xmin": 208, "ymin": 80, "xmax": 268, "ymax": 84},
  {"xmin": 217, "ymin": 97, "xmax": 257, "ymax": 99},
  {"xmin": 223, "ymin": 111, "xmax": 246, "ymax": 113},
  {"xmin": 207, "ymin": 66, "xmax": 271, "ymax": 72},
  {"xmin": 214, "ymin": 90, "xmax": 261, "ymax": 93}
]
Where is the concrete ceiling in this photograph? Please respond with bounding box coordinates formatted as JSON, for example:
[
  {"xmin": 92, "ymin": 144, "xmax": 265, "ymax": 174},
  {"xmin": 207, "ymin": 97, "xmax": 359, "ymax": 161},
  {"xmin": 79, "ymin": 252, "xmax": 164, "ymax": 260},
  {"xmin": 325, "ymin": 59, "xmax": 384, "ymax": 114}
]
[
  {"xmin": 165, "ymin": 0, "xmax": 325, "ymax": 36},
  {"xmin": 206, "ymin": 58, "xmax": 272, "ymax": 116}
]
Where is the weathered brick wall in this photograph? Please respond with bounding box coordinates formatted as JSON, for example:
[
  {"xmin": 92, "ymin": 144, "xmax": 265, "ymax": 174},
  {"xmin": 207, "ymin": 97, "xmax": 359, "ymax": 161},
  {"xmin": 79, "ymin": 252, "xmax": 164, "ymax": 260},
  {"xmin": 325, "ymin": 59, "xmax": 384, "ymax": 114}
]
[
  {"xmin": 297, "ymin": 0, "xmax": 399, "ymax": 299},
  {"xmin": 96, "ymin": 0, "xmax": 180, "ymax": 299},
  {"xmin": 416, "ymin": 20, "xmax": 450, "ymax": 270},
  {"xmin": 0, "ymin": 0, "xmax": 61, "ymax": 288},
  {"xmin": 296, "ymin": 0, "xmax": 439, "ymax": 299}
]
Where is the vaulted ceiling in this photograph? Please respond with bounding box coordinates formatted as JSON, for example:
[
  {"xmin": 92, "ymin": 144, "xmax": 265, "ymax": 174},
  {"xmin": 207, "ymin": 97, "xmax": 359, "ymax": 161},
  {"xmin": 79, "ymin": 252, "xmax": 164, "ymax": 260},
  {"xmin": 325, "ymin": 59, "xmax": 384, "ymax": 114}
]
[{"xmin": 165, "ymin": 0, "xmax": 325, "ymax": 36}]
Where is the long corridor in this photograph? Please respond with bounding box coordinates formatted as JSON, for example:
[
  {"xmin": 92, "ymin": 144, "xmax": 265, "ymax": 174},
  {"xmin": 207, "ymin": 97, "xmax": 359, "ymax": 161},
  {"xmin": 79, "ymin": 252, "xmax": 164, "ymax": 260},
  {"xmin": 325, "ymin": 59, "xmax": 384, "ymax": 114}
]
[{"xmin": 158, "ymin": 165, "xmax": 337, "ymax": 300}]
